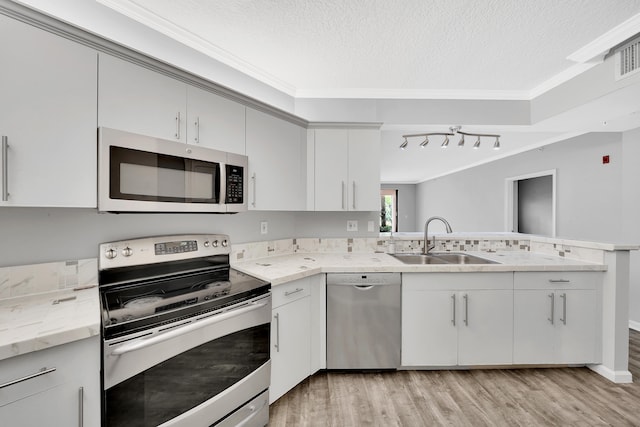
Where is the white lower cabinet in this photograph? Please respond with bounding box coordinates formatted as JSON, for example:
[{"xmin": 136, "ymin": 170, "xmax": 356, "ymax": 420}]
[
  {"xmin": 402, "ymin": 273, "xmax": 513, "ymax": 367},
  {"xmin": 0, "ymin": 336, "xmax": 100, "ymax": 427},
  {"xmin": 513, "ymin": 272, "xmax": 601, "ymax": 365},
  {"xmin": 270, "ymin": 278, "xmax": 312, "ymax": 404}
]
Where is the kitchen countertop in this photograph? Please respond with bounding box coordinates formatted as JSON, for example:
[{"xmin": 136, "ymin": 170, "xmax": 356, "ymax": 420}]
[
  {"xmin": 0, "ymin": 285, "xmax": 100, "ymax": 361},
  {"xmin": 232, "ymin": 251, "xmax": 606, "ymax": 286}
]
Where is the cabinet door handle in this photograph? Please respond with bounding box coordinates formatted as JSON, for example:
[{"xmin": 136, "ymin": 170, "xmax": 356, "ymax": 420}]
[
  {"xmin": 78, "ymin": 386, "xmax": 84, "ymax": 427},
  {"xmin": 341, "ymin": 181, "xmax": 346, "ymax": 210},
  {"xmin": 175, "ymin": 111, "xmax": 181, "ymax": 140},
  {"xmin": 548, "ymin": 279, "xmax": 570, "ymax": 283},
  {"xmin": 451, "ymin": 294, "xmax": 456, "ymax": 326},
  {"xmin": 284, "ymin": 287, "xmax": 304, "ymax": 296},
  {"xmin": 2, "ymin": 136, "xmax": 8, "ymax": 201},
  {"xmin": 560, "ymin": 293, "xmax": 567, "ymax": 325},
  {"xmin": 548, "ymin": 293, "xmax": 555, "ymax": 325},
  {"xmin": 463, "ymin": 293, "xmax": 468, "ymax": 326},
  {"xmin": 274, "ymin": 312, "xmax": 280, "ymax": 352},
  {"xmin": 0, "ymin": 367, "xmax": 56, "ymax": 389},
  {"xmin": 194, "ymin": 116, "xmax": 200, "ymax": 143},
  {"xmin": 251, "ymin": 173, "xmax": 257, "ymax": 207},
  {"xmin": 352, "ymin": 181, "xmax": 356, "ymax": 210}
]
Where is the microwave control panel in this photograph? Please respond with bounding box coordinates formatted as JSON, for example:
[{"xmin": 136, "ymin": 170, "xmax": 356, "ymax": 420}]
[{"xmin": 225, "ymin": 165, "xmax": 244, "ymax": 204}]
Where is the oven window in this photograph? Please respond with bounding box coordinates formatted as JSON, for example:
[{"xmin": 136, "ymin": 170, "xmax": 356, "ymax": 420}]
[
  {"xmin": 105, "ymin": 323, "xmax": 269, "ymax": 427},
  {"xmin": 110, "ymin": 146, "xmax": 220, "ymax": 203}
]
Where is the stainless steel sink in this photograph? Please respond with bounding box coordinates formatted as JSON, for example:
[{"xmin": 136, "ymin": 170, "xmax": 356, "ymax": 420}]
[
  {"xmin": 391, "ymin": 252, "xmax": 498, "ymax": 265},
  {"xmin": 390, "ymin": 254, "xmax": 449, "ymax": 264}
]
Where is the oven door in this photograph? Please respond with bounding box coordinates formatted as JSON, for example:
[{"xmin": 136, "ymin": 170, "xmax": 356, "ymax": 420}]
[
  {"xmin": 98, "ymin": 127, "xmax": 232, "ymax": 213},
  {"xmin": 103, "ymin": 294, "xmax": 271, "ymax": 427}
]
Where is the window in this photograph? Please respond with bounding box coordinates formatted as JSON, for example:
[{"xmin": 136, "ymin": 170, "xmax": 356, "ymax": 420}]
[{"xmin": 380, "ymin": 189, "xmax": 397, "ymax": 232}]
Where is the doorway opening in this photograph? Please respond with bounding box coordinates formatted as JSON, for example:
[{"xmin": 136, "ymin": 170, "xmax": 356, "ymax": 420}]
[
  {"xmin": 505, "ymin": 170, "xmax": 556, "ymax": 237},
  {"xmin": 380, "ymin": 189, "xmax": 397, "ymax": 232}
]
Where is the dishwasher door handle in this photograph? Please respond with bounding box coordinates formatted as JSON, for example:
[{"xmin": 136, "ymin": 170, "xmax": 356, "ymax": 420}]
[{"xmin": 353, "ymin": 285, "xmax": 375, "ymax": 290}]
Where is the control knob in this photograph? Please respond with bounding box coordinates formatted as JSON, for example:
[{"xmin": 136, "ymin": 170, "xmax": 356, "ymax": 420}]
[
  {"xmin": 105, "ymin": 248, "xmax": 117, "ymax": 259},
  {"xmin": 221, "ymin": 239, "xmax": 228, "ymax": 247},
  {"xmin": 204, "ymin": 241, "xmax": 210, "ymax": 248},
  {"xmin": 212, "ymin": 240, "xmax": 219, "ymax": 248},
  {"xmin": 122, "ymin": 247, "xmax": 133, "ymax": 257}
]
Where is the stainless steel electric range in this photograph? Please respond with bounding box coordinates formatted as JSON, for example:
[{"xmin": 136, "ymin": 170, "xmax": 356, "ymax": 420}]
[{"xmin": 98, "ymin": 234, "xmax": 271, "ymax": 427}]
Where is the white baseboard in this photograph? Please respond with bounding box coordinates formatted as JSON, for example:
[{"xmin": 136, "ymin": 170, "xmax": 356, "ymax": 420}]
[
  {"xmin": 588, "ymin": 364, "xmax": 633, "ymax": 383},
  {"xmin": 629, "ymin": 320, "xmax": 640, "ymax": 332}
]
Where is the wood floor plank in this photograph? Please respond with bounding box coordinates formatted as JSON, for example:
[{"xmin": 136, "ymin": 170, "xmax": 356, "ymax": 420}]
[{"xmin": 270, "ymin": 329, "xmax": 640, "ymax": 426}]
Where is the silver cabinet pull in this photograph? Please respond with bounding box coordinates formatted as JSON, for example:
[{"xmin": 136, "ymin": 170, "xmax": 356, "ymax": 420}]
[
  {"xmin": 175, "ymin": 111, "xmax": 181, "ymax": 140},
  {"xmin": 78, "ymin": 386, "xmax": 84, "ymax": 427},
  {"xmin": 451, "ymin": 294, "xmax": 456, "ymax": 326},
  {"xmin": 194, "ymin": 116, "xmax": 200, "ymax": 143},
  {"xmin": 2, "ymin": 136, "xmax": 8, "ymax": 201},
  {"xmin": 251, "ymin": 173, "xmax": 257, "ymax": 207},
  {"xmin": 463, "ymin": 293, "xmax": 468, "ymax": 326},
  {"xmin": 0, "ymin": 367, "xmax": 56, "ymax": 389},
  {"xmin": 341, "ymin": 181, "xmax": 346, "ymax": 210},
  {"xmin": 560, "ymin": 293, "xmax": 567, "ymax": 325},
  {"xmin": 274, "ymin": 312, "xmax": 280, "ymax": 352},
  {"xmin": 548, "ymin": 293, "xmax": 555, "ymax": 324},
  {"xmin": 548, "ymin": 279, "xmax": 570, "ymax": 283},
  {"xmin": 284, "ymin": 287, "xmax": 304, "ymax": 296},
  {"xmin": 352, "ymin": 181, "xmax": 356, "ymax": 210}
]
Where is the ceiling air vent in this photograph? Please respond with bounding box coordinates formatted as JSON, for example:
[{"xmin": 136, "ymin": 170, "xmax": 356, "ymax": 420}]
[{"xmin": 615, "ymin": 36, "xmax": 640, "ymax": 80}]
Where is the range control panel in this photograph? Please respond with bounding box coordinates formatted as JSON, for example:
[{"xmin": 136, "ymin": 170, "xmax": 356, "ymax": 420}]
[{"xmin": 99, "ymin": 234, "xmax": 230, "ymax": 270}]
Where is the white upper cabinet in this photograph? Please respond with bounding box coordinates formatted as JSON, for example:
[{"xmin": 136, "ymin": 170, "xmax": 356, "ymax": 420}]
[
  {"xmin": 98, "ymin": 54, "xmax": 187, "ymax": 142},
  {"xmin": 245, "ymin": 108, "xmax": 307, "ymax": 211},
  {"xmin": 0, "ymin": 15, "xmax": 98, "ymax": 207},
  {"xmin": 185, "ymin": 85, "xmax": 245, "ymax": 154},
  {"xmin": 313, "ymin": 127, "xmax": 381, "ymax": 211}
]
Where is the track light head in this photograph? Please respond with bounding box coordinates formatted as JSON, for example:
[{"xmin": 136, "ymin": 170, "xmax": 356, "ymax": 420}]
[
  {"xmin": 473, "ymin": 136, "xmax": 481, "ymax": 149},
  {"xmin": 420, "ymin": 136, "xmax": 429, "ymax": 148},
  {"xmin": 441, "ymin": 135, "xmax": 449, "ymax": 148},
  {"xmin": 458, "ymin": 135, "xmax": 465, "ymax": 147},
  {"xmin": 400, "ymin": 137, "xmax": 408, "ymax": 150},
  {"xmin": 493, "ymin": 136, "xmax": 500, "ymax": 150}
]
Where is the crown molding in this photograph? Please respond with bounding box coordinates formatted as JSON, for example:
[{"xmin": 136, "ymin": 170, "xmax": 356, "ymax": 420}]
[
  {"xmin": 295, "ymin": 87, "xmax": 531, "ymax": 101},
  {"xmin": 567, "ymin": 12, "xmax": 640, "ymax": 63},
  {"xmin": 96, "ymin": 0, "xmax": 297, "ymax": 96}
]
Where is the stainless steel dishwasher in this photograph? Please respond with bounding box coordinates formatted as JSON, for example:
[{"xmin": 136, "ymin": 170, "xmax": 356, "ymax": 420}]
[{"xmin": 326, "ymin": 272, "xmax": 401, "ymax": 369}]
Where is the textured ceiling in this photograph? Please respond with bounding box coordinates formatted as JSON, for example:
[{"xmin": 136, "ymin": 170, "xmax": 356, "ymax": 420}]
[{"xmin": 101, "ymin": 0, "xmax": 640, "ymax": 97}]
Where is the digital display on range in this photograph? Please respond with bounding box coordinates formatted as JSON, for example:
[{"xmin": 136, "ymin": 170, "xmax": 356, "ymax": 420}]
[{"xmin": 155, "ymin": 240, "xmax": 198, "ymax": 255}]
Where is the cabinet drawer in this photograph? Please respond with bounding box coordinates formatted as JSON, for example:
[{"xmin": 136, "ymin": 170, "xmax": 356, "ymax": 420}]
[
  {"xmin": 403, "ymin": 272, "xmax": 512, "ymax": 291},
  {"xmin": 514, "ymin": 272, "xmax": 602, "ymax": 290},
  {"xmin": 272, "ymin": 278, "xmax": 311, "ymax": 308}
]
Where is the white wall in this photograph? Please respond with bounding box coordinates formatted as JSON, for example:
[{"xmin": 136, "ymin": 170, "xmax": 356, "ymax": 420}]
[
  {"xmin": 0, "ymin": 208, "xmax": 377, "ymax": 267},
  {"xmin": 622, "ymin": 127, "xmax": 640, "ymax": 327},
  {"xmin": 416, "ymin": 132, "xmax": 624, "ymax": 241}
]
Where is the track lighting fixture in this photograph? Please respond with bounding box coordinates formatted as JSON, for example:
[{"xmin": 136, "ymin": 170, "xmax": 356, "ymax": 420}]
[{"xmin": 400, "ymin": 126, "xmax": 501, "ymax": 151}]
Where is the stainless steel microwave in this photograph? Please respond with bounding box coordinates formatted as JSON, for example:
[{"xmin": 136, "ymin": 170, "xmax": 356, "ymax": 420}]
[{"xmin": 98, "ymin": 127, "xmax": 247, "ymax": 213}]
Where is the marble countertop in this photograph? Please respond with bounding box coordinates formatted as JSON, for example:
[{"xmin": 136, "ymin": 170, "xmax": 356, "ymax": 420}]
[
  {"xmin": 232, "ymin": 251, "xmax": 606, "ymax": 286},
  {"xmin": 0, "ymin": 285, "xmax": 100, "ymax": 362}
]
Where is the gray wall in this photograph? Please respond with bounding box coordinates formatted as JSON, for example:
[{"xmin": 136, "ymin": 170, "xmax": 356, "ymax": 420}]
[
  {"xmin": 381, "ymin": 184, "xmax": 417, "ymax": 232},
  {"xmin": 416, "ymin": 132, "xmax": 623, "ymax": 241},
  {"xmin": 0, "ymin": 208, "xmax": 377, "ymax": 267}
]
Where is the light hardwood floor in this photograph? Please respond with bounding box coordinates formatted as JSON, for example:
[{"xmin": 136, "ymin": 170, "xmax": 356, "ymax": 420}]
[{"xmin": 270, "ymin": 329, "xmax": 640, "ymax": 426}]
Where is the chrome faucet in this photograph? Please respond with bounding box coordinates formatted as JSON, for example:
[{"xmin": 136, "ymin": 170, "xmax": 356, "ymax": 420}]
[{"xmin": 423, "ymin": 216, "xmax": 453, "ymax": 254}]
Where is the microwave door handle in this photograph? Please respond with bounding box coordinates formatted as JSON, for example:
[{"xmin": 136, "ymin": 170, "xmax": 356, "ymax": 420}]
[
  {"xmin": 111, "ymin": 299, "xmax": 270, "ymax": 356},
  {"xmin": 219, "ymin": 164, "xmax": 226, "ymax": 206}
]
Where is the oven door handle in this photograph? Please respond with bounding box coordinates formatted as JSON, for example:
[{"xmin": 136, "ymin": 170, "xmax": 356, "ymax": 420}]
[{"xmin": 111, "ymin": 299, "xmax": 269, "ymax": 356}]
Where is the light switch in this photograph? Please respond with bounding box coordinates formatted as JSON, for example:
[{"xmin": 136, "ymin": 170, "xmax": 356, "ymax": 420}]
[{"xmin": 347, "ymin": 220, "xmax": 358, "ymax": 231}]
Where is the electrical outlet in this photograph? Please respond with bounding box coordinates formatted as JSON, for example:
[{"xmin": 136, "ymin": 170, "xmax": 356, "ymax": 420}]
[
  {"xmin": 347, "ymin": 220, "xmax": 358, "ymax": 231},
  {"xmin": 367, "ymin": 221, "xmax": 374, "ymax": 232},
  {"xmin": 260, "ymin": 221, "xmax": 268, "ymax": 234}
]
